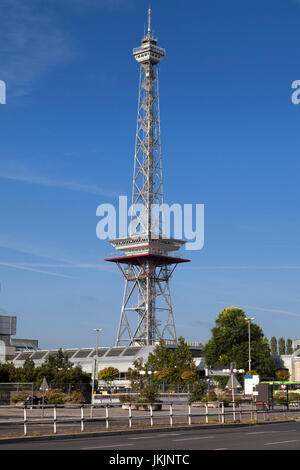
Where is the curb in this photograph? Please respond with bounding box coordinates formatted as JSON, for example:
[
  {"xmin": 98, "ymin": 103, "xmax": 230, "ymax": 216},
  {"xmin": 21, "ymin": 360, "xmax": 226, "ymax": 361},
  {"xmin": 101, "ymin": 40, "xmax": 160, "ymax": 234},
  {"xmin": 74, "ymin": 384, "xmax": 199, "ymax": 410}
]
[{"xmin": 0, "ymin": 419, "xmax": 296, "ymax": 445}]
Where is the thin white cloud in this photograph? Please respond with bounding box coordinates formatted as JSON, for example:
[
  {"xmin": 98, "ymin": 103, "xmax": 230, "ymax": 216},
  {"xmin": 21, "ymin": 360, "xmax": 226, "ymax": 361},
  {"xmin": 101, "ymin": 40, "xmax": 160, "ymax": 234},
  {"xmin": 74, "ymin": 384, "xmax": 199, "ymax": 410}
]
[
  {"xmin": 0, "ymin": 262, "xmax": 74, "ymax": 279},
  {"xmin": 243, "ymin": 305, "xmax": 300, "ymax": 319},
  {"xmin": 217, "ymin": 301, "xmax": 300, "ymax": 319},
  {"xmin": 0, "ymin": 170, "xmax": 117, "ymax": 197},
  {"xmin": 6, "ymin": 262, "xmax": 114, "ymax": 272},
  {"xmin": 189, "ymin": 265, "xmax": 300, "ymax": 270}
]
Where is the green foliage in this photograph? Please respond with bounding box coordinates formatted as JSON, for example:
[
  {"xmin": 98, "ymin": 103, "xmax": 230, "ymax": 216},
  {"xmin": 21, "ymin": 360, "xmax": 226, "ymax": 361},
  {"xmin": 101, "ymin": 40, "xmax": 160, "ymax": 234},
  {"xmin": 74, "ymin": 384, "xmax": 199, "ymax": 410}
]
[
  {"xmin": 126, "ymin": 358, "xmax": 145, "ymax": 392},
  {"xmin": 119, "ymin": 394, "xmax": 136, "ymax": 403},
  {"xmin": 0, "ymin": 355, "xmax": 90, "ymax": 391},
  {"xmin": 45, "ymin": 388, "xmax": 67, "ymax": 404},
  {"xmin": 44, "ymin": 348, "xmax": 73, "ymax": 370},
  {"xmin": 146, "ymin": 340, "xmax": 173, "ymax": 377},
  {"xmin": 0, "ymin": 362, "xmax": 16, "ymax": 382},
  {"xmin": 98, "ymin": 367, "xmax": 119, "ymax": 383},
  {"xmin": 286, "ymin": 339, "xmax": 293, "ymax": 355},
  {"xmin": 181, "ymin": 370, "xmax": 197, "ymax": 383},
  {"xmin": 140, "ymin": 382, "xmax": 159, "ymax": 403},
  {"xmin": 203, "ymin": 307, "xmax": 276, "ymax": 379},
  {"xmin": 245, "ymin": 370, "xmax": 258, "ymax": 376},
  {"xmin": 145, "ymin": 337, "xmax": 196, "ymax": 387},
  {"xmin": 273, "ymin": 394, "xmax": 288, "ymax": 404},
  {"xmin": 66, "ymin": 390, "xmax": 86, "ymax": 404},
  {"xmin": 189, "ymin": 381, "xmax": 208, "ymax": 402},
  {"xmin": 270, "ymin": 337, "xmax": 277, "ymax": 355},
  {"xmin": 278, "ymin": 337, "xmax": 286, "ymax": 355},
  {"xmin": 11, "ymin": 392, "xmax": 27, "ymax": 403}
]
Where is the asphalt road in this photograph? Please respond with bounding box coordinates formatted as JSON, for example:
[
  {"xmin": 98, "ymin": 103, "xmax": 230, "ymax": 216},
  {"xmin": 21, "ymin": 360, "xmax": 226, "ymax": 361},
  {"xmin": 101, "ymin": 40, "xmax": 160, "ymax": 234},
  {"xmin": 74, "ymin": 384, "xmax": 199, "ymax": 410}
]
[{"xmin": 1, "ymin": 421, "xmax": 300, "ymax": 450}]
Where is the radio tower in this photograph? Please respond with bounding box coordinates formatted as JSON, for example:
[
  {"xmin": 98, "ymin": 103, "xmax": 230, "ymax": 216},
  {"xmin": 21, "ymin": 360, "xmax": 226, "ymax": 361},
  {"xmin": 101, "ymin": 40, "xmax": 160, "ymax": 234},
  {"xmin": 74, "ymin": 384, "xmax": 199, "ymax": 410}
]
[{"xmin": 105, "ymin": 9, "xmax": 190, "ymax": 346}]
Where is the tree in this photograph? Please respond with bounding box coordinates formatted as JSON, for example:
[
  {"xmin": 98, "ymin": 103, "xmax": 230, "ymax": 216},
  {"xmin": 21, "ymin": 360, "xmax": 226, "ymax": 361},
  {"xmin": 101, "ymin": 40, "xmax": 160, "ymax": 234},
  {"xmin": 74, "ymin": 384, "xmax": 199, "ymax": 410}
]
[
  {"xmin": 145, "ymin": 337, "xmax": 196, "ymax": 388},
  {"xmin": 98, "ymin": 367, "xmax": 119, "ymax": 383},
  {"xmin": 278, "ymin": 337, "xmax": 286, "ymax": 355},
  {"xmin": 286, "ymin": 339, "xmax": 293, "ymax": 355},
  {"xmin": 169, "ymin": 336, "xmax": 197, "ymax": 385},
  {"xmin": 189, "ymin": 381, "xmax": 208, "ymax": 402},
  {"xmin": 126, "ymin": 358, "xmax": 145, "ymax": 392},
  {"xmin": 146, "ymin": 340, "xmax": 173, "ymax": 377},
  {"xmin": 203, "ymin": 307, "xmax": 276, "ymax": 379},
  {"xmin": 181, "ymin": 370, "xmax": 197, "ymax": 383},
  {"xmin": 44, "ymin": 348, "xmax": 73, "ymax": 370},
  {"xmin": 270, "ymin": 337, "xmax": 277, "ymax": 355},
  {"xmin": 0, "ymin": 362, "xmax": 15, "ymax": 382}
]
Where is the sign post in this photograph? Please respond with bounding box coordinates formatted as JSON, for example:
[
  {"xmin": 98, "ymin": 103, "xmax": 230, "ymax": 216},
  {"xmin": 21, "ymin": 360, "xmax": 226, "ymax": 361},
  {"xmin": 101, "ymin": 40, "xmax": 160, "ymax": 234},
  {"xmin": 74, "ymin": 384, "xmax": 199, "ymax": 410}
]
[{"xmin": 39, "ymin": 376, "xmax": 49, "ymax": 417}]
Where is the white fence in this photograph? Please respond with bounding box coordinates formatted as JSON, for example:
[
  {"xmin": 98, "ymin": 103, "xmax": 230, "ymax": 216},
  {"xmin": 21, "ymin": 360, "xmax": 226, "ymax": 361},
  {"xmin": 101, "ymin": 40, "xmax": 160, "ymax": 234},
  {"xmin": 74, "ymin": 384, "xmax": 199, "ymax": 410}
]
[{"xmin": 0, "ymin": 401, "xmax": 299, "ymax": 437}]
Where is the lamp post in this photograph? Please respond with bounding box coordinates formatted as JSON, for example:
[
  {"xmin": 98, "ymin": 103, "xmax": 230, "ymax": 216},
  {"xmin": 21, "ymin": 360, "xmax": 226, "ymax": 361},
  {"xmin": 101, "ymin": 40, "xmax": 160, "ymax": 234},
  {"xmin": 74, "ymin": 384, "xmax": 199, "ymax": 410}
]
[
  {"xmin": 245, "ymin": 317, "xmax": 255, "ymax": 372},
  {"xmin": 91, "ymin": 328, "xmax": 102, "ymax": 404},
  {"xmin": 223, "ymin": 364, "xmax": 244, "ymax": 420}
]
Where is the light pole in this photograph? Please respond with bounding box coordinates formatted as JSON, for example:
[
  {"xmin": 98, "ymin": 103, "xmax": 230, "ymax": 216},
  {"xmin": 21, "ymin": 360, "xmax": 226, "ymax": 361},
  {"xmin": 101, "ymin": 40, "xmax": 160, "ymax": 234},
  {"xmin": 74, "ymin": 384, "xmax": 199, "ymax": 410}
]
[
  {"xmin": 223, "ymin": 364, "xmax": 244, "ymax": 421},
  {"xmin": 91, "ymin": 328, "xmax": 102, "ymax": 404},
  {"xmin": 245, "ymin": 317, "xmax": 254, "ymax": 372}
]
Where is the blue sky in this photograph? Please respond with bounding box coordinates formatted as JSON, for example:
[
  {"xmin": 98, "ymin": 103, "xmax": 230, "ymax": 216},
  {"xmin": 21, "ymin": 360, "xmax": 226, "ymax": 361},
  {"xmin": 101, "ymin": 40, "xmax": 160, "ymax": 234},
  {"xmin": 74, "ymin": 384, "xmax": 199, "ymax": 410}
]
[{"xmin": 0, "ymin": 0, "xmax": 300, "ymax": 349}]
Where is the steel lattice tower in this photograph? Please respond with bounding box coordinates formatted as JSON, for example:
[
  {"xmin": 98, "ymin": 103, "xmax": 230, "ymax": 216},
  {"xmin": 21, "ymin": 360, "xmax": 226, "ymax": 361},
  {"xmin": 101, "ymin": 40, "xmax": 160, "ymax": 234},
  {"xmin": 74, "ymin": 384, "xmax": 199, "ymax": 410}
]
[{"xmin": 105, "ymin": 10, "xmax": 190, "ymax": 346}]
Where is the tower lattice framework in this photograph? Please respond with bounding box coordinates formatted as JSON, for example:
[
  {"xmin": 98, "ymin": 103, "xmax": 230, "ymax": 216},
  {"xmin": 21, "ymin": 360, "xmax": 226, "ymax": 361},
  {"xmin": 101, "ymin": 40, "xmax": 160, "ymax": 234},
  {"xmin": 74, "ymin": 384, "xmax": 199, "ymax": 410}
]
[{"xmin": 105, "ymin": 10, "xmax": 190, "ymax": 347}]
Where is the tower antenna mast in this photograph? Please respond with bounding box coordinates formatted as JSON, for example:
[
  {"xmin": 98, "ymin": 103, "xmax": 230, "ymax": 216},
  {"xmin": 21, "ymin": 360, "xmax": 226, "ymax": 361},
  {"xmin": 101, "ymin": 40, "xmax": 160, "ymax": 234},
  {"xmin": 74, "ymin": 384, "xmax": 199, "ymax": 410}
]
[{"xmin": 105, "ymin": 10, "xmax": 190, "ymax": 346}]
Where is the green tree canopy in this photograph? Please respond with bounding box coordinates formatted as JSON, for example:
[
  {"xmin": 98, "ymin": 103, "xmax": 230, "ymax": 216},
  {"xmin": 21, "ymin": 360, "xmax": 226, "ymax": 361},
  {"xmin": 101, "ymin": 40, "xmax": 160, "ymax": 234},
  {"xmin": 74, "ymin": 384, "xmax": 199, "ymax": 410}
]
[
  {"xmin": 286, "ymin": 339, "xmax": 293, "ymax": 355},
  {"xmin": 270, "ymin": 337, "xmax": 277, "ymax": 355},
  {"xmin": 145, "ymin": 337, "xmax": 196, "ymax": 386},
  {"xmin": 44, "ymin": 348, "xmax": 73, "ymax": 370},
  {"xmin": 0, "ymin": 356, "xmax": 90, "ymax": 389},
  {"xmin": 278, "ymin": 337, "xmax": 286, "ymax": 355},
  {"xmin": 203, "ymin": 307, "xmax": 275, "ymax": 379},
  {"xmin": 98, "ymin": 367, "xmax": 119, "ymax": 383}
]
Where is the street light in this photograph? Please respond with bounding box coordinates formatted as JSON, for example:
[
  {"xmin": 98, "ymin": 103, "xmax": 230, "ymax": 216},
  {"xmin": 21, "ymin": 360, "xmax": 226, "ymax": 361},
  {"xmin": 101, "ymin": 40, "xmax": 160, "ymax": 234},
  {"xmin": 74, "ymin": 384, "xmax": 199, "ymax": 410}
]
[
  {"xmin": 223, "ymin": 364, "xmax": 244, "ymax": 421},
  {"xmin": 91, "ymin": 328, "xmax": 103, "ymax": 404},
  {"xmin": 245, "ymin": 317, "xmax": 255, "ymax": 372}
]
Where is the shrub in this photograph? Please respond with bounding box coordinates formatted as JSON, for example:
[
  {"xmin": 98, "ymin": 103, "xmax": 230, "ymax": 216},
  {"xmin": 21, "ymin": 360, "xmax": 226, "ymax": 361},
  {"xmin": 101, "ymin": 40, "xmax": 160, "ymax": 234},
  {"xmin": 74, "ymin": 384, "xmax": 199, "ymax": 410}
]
[
  {"xmin": 141, "ymin": 383, "xmax": 160, "ymax": 403},
  {"xmin": 119, "ymin": 394, "xmax": 136, "ymax": 404},
  {"xmin": 207, "ymin": 390, "xmax": 217, "ymax": 401},
  {"xmin": 45, "ymin": 388, "xmax": 67, "ymax": 405},
  {"xmin": 12, "ymin": 392, "xmax": 27, "ymax": 404},
  {"xmin": 66, "ymin": 391, "xmax": 85, "ymax": 404},
  {"xmin": 189, "ymin": 381, "xmax": 208, "ymax": 402}
]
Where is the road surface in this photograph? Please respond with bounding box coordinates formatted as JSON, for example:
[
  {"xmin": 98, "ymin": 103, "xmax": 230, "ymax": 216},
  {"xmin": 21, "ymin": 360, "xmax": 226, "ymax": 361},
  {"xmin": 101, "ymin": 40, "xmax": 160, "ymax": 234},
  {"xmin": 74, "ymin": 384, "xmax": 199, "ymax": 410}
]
[{"xmin": 1, "ymin": 421, "xmax": 300, "ymax": 450}]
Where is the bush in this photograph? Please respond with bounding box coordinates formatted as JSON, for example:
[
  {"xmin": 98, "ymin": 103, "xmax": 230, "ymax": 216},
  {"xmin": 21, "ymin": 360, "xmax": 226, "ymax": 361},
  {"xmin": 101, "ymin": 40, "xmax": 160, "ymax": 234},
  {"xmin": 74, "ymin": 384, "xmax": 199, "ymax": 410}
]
[
  {"xmin": 189, "ymin": 381, "xmax": 208, "ymax": 402},
  {"xmin": 141, "ymin": 383, "xmax": 160, "ymax": 403},
  {"xmin": 118, "ymin": 394, "xmax": 136, "ymax": 404},
  {"xmin": 274, "ymin": 395, "xmax": 287, "ymax": 404},
  {"xmin": 45, "ymin": 388, "xmax": 67, "ymax": 405},
  {"xmin": 12, "ymin": 392, "xmax": 27, "ymax": 404},
  {"xmin": 207, "ymin": 390, "xmax": 217, "ymax": 401},
  {"xmin": 66, "ymin": 391, "xmax": 85, "ymax": 404}
]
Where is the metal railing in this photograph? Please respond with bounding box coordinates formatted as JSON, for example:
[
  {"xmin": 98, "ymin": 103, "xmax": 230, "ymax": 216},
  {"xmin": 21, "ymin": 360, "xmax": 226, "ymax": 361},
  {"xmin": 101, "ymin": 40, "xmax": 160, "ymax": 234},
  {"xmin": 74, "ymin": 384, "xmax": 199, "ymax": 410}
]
[{"xmin": 0, "ymin": 401, "xmax": 300, "ymax": 437}]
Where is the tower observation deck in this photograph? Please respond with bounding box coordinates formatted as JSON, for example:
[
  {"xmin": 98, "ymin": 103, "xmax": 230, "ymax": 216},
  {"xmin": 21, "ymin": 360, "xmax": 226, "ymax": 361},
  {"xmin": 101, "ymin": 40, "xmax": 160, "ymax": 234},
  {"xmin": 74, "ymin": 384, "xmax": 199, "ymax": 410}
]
[{"xmin": 105, "ymin": 9, "xmax": 190, "ymax": 347}]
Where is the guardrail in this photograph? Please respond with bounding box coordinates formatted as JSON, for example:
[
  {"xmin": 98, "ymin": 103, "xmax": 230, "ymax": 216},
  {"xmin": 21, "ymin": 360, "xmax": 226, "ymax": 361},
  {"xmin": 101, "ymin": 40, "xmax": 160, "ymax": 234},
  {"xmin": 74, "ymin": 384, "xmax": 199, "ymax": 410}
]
[{"xmin": 0, "ymin": 401, "xmax": 299, "ymax": 437}]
